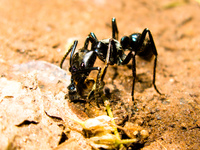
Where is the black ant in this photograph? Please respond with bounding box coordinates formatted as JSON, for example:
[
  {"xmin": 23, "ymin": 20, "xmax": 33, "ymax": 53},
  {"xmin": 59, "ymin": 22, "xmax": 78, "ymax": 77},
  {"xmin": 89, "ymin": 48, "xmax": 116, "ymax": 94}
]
[
  {"xmin": 82, "ymin": 18, "xmax": 162, "ymax": 101},
  {"xmin": 60, "ymin": 18, "xmax": 162, "ymax": 102},
  {"xmin": 60, "ymin": 38, "xmax": 111, "ymax": 101}
]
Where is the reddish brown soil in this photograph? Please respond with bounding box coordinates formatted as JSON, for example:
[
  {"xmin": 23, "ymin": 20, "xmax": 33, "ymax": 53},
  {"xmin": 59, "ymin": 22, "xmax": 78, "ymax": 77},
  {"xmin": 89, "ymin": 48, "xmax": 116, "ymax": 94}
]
[{"xmin": 0, "ymin": 0, "xmax": 200, "ymax": 149}]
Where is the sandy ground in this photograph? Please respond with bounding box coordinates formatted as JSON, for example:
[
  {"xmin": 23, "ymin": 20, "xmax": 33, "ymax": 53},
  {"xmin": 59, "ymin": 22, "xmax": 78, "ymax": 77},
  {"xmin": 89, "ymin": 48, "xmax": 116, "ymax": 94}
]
[{"xmin": 0, "ymin": 0, "xmax": 200, "ymax": 149}]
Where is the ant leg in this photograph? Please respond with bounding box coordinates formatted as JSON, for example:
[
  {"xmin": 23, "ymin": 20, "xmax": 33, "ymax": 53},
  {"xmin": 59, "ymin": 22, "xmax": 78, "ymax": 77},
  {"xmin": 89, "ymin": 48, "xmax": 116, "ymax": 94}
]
[
  {"xmin": 84, "ymin": 32, "xmax": 98, "ymax": 49},
  {"xmin": 89, "ymin": 39, "xmax": 112, "ymax": 101},
  {"xmin": 85, "ymin": 66, "xmax": 101, "ymax": 99},
  {"xmin": 131, "ymin": 53, "xmax": 136, "ymax": 102},
  {"xmin": 120, "ymin": 51, "xmax": 136, "ymax": 102},
  {"xmin": 70, "ymin": 40, "xmax": 78, "ymax": 67},
  {"xmin": 139, "ymin": 28, "xmax": 162, "ymax": 95},
  {"xmin": 121, "ymin": 51, "xmax": 136, "ymax": 102},
  {"xmin": 121, "ymin": 51, "xmax": 133, "ymax": 65},
  {"xmin": 60, "ymin": 40, "xmax": 78, "ymax": 68},
  {"xmin": 100, "ymin": 38, "xmax": 112, "ymax": 80},
  {"xmin": 153, "ymin": 55, "xmax": 162, "ymax": 95},
  {"xmin": 112, "ymin": 18, "xmax": 119, "ymax": 40}
]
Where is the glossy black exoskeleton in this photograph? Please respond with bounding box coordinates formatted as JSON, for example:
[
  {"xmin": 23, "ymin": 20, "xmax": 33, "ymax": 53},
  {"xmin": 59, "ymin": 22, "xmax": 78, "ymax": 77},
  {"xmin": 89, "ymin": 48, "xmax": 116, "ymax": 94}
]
[
  {"xmin": 83, "ymin": 18, "xmax": 162, "ymax": 102},
  {"xmin": 120, "ymin": 28, "xmax": 162, "ymax": 99},
  {"xmin": 60, "ymin": 41, "xmax": 96, "ymax": 100},
  {"xmin": 60, "ymin": 39, "xmax": 112, "ymax": 101},
  {"xmin": 60, "ymin": 18, "xmax": 162, "ymax": 102}
]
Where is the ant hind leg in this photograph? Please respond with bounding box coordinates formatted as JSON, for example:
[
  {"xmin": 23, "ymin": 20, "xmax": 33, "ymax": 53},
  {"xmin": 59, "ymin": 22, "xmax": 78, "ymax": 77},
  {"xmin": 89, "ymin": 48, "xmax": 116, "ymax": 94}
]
[{"xmin": 140, "ymin": 28, "xmax": 162, "ymax": 95}]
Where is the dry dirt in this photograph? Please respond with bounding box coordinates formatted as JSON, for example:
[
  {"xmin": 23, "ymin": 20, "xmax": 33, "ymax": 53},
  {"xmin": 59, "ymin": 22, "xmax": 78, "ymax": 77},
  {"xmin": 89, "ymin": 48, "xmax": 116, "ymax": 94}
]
[{"xmin": 0, "ymin": 0, "xmax": 200, "ymax": 149}]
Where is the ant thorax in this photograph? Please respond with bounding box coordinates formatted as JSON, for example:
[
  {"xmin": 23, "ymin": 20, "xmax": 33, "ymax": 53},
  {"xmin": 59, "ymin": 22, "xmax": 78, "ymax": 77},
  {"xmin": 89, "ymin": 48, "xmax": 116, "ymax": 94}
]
[{"xmin": 100, "ymin": 38, "xmax": 122, "ymax": 50}]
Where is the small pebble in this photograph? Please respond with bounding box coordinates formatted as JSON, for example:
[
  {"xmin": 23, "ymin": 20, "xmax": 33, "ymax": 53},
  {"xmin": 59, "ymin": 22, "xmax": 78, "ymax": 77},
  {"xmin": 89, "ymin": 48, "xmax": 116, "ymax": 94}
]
[{"xmin": 181, "ymin": 123, "xmax": 187, "ymax": 129}]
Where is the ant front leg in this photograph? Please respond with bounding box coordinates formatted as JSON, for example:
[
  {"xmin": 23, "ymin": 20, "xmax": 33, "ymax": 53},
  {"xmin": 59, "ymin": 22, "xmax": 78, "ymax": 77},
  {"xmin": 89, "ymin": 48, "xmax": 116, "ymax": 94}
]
[
  {"xmin": 87, "ymin": 65, "xmax": 108, "ymax": 101},
  {"xmin": 60, "ymin": 40, "xmax": 78, "ymax": 69},
  {"xmin": 88, "ymin": 39, "xmax": 113, "ymax": 102},
  {"xmin": 87, "ymin": 67, "xmax": 101, "ymax": 100},
  {"xmin": 139, "ymin": 28, "xmax": 162, "ymax": 95},
  {"xmin": 96, "ymin": 38, "xmax": 112, "ymax": 84},
  {"xmin": 94, "ymin": 39, "xmax": 114, "ymax": 103},
  {"xmin": 121, "ymin": 51, "xmax": 136, "ymax": 103}
]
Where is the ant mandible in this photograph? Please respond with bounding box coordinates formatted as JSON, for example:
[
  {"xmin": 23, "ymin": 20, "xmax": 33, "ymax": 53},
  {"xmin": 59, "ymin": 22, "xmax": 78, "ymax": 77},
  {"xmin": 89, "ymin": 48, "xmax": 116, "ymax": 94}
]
[{"xmin": 83, "ymin": 18, "xmax": 162, "ymax": 102}]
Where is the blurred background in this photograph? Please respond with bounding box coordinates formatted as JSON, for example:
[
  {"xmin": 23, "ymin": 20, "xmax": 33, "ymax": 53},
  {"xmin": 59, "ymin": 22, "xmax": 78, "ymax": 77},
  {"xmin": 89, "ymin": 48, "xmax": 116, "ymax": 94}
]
[{"xmin": 0, "ymin": 0, "xmax": 200, "ymax": 149}]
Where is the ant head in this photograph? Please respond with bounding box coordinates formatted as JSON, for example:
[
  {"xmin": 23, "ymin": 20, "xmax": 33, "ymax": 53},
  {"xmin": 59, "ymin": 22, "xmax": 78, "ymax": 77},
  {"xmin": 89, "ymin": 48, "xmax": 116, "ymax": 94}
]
[
  {"xmin": 69, "ymin": 53, "xmax": 81, "ymax": 73},
  {"xmin": 69, "ymin": 55, "xmax": 86, "ymax": 75},
  {"xmin": 70, "ymin": 62, "xmax": 85, "ymax": 74},
  {"xmin": 120, "ymin": 36, "xmax": 130, "ymax": 49}
]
